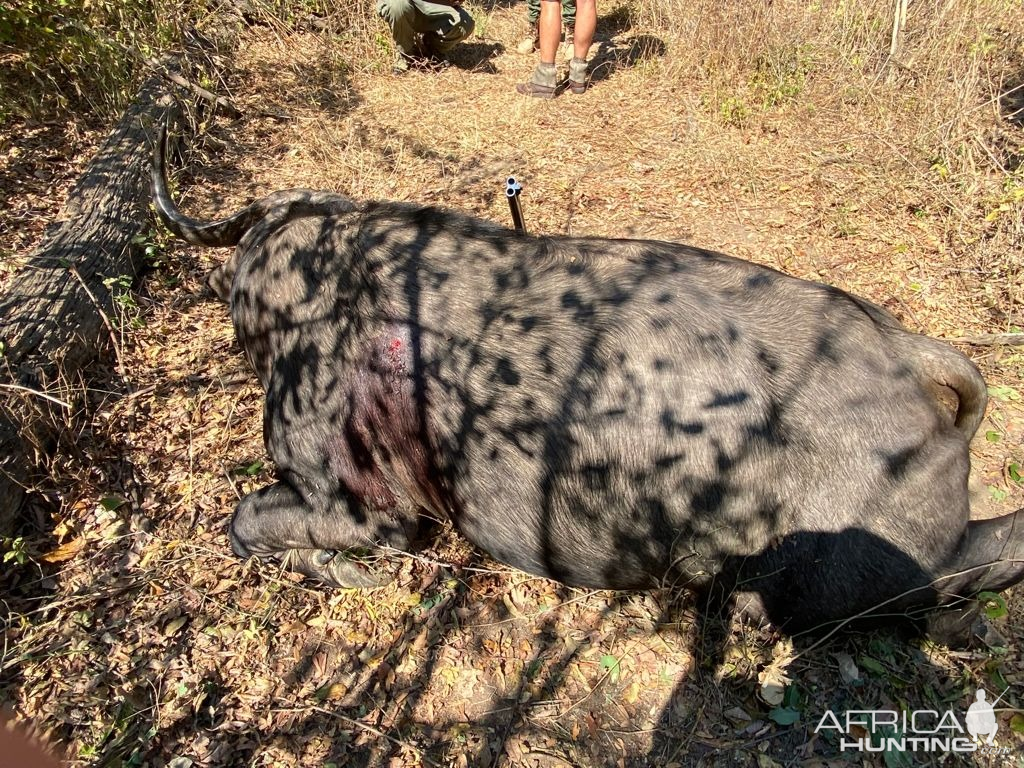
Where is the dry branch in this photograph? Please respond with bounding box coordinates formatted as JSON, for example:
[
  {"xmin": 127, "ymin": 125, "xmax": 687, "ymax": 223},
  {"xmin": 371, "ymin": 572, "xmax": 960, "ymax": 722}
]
[{"xmin": 148, "ymin": 58, "xmax": 243, "ymax": 119}]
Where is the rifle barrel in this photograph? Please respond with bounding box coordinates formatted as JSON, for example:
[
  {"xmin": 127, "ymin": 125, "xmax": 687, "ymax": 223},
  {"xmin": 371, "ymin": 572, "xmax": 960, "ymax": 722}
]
[{"xmin": 505, "ymin": 176, "xmax": 526, "ymax": 234}]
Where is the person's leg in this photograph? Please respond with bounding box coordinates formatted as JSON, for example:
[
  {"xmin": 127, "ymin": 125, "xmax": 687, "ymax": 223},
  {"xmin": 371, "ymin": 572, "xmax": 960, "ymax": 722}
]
[
  {"xmin": 562, "ymin": 0, "xmax": 576, "ymax": 50},
  {"xmin": 572, "ymin": 0, "xmax": 595, "ymax": 59},
  {"xmin": 409, "ymin": 0, "xmax": 474, "ymax": 54},
  {"xmin": 562, "ymin": 0, "xmax": 576, "ymax": 27},
  {"xmin": 527, "ymin": 0, "xmax": 540, "ymax": 24},
  {"xmin": 426, "ymin": 7, "xmax": 475, "ymax": 54},
  {"xmin": 516, "ymin": 0, "xmax": 561, "ymax": 97},
  {"xmin": 537, "ymin": 0, "xmax": 561, "ymax": 63},
  {"xmin": 567, "ymin": 0, "xmax": 595, "ymax": 92},
  {"xmin": 378, "ymin": 0, "xmax": 423, "ymax": 65},
  {"xmin": 517, "ymin": 0, "xmax": 561, "ymax": 97},
  {"xmin": 517, "ymin": 0, "xmax": 542, "ymax": 54}
]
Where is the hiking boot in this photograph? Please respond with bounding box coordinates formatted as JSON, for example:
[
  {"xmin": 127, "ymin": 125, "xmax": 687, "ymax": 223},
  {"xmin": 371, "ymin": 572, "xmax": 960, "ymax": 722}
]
[
  {"xmin": 562, "ymin": 24, "xmax": 575, "ymax": 61},
  {"xmin": 516, "ymin": 62, "xmax": 558, "ymax": 99},
  {"xmin": 391, "ymin": 34, "xmax": 427, "ymax": 74},
  {"xmin": 567, "ymin": 56, "xmax": 588, "ymax": 94},
  {"xmin": 392, "ymin": 52, "xmax": 413, "ymax": 74},
  {"xmin": 516, "ymin": 21, "xmax": 539, "ymax": 54}
]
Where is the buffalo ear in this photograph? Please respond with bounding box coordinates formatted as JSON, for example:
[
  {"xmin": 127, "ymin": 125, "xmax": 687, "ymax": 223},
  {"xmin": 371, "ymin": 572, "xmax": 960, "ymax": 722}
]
[{"xmin": 206, "ymin": 250, "xmax": 241, "ymax": 302}]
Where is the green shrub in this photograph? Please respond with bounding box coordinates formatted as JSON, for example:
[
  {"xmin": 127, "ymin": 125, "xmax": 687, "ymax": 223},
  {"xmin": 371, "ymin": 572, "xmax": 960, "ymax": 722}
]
[{"xmin": 0, "ymin": 0, "xmax": 206, "ymax": 121}]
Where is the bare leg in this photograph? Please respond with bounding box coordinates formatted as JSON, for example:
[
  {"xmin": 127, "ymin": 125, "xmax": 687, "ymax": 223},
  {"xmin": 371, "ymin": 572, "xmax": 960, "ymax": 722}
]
[
  {"xmin": 572, "ymin": 0, "xmax": 596, "ymax": 59},
  {"xmin": 566, "ymin": 0, "xmax": 595, "ymax": 93},
  {"xmin": 229, "ymin": 480, "xmax": 408, "ymax": 588},
  {"xmin": 516, "ymin": 0, "xmax": 562, "ymax": 97},
  {"xmin": 538, "ymin": 0, "xmax": 561, "ymax": 64}
]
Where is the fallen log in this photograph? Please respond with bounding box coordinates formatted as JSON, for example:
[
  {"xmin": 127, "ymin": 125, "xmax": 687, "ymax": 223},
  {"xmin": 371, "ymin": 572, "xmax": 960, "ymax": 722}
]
[{"xmin": 0, "ymin": 76, "xmax": 196, "ymax": 535}]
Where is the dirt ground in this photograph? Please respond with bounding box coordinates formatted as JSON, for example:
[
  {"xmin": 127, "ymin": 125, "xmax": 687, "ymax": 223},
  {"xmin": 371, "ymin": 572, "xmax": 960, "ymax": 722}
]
[{"xmin": 1, "ymin": 2, "xmax": 1024, "ymax": 766}]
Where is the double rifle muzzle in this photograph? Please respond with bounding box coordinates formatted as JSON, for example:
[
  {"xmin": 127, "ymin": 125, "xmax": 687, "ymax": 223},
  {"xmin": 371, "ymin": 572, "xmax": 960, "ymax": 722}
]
[{"xmin": 505, "ymin": 176, "xmax": 526, "ymax": 235}]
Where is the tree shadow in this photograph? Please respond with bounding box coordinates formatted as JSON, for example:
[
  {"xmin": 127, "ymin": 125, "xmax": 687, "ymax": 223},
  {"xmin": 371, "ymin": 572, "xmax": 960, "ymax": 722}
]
[
  {"xmin": 589, "ymin": 33, "xmax": 668, "ymax": 86},
  {"xmin": 446, "ymin": 41, "xmax": 507, "ymax": 73},
  {"xmin": 596, "ymin": 3, "xmax": 635, "ymax": 36},
  {"xmin": 10, "ymin": 104, "xmax": 1022, "ymax": 766},
  {"xmin": 145, "ymin": 172, "xmax": 1022, "ymax": 764},
  {"xmin": 998, "ymin": 69, "xmax": 1024, "ymax": 172},
  {"xmin": 1000, "ymin": 75, "xmax": 1024, "ymax": 131},
  {"xmin": 169, "ymin": 51, "xmax": 362, "ymax": 221}
]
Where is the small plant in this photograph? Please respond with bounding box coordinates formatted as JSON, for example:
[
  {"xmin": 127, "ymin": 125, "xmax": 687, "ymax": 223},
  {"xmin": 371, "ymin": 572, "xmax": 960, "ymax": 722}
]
[
  {"xmin": 130, "ymin": 229, "xmax": 168, "ymax": 270},
  {"xmin": 830, "ymin": 202, "xmax": 860, "ymax": 238},
  {"xmin": 1009, "ymin": 462, "xmax": 1022, "ymax": 484},
  {"xmin": 2, "ymin": 536, "xmax": 30, "ymax": 566},
  {"xmin": 0, "ymin": 0, "xmax": 201, "ymax": 120},
  {"xmin": 600, "ymin": 653, "xmax": 622, "ymax": 684},
  {"xmin": 718, "ymin": 96, "xmax": 751, "ymax": 127},
  {"xmin": 984, "ymin": 169, "xmax": 1024, "ymax": 224},
  {"xmin": 751, "ymin": 43, "xmax": 813, "ymax": 108},
  {"xmin": 467, "ymin": 3, "xmax": 488, "ymax": 38},
  {"xmin": 768, "ymin": 683, "xmax": 803, "ymax": 726},
  {"xmin": 988, "ymin": 385, "xmax": 1021, "ymax": 403},
  {"xmin": 102, "ymin": 274, "xmax": 143, "ymax": 330}
]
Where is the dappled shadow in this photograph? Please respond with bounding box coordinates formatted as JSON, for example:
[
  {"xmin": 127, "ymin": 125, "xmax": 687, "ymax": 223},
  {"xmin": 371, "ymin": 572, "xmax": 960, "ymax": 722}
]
[
  {"xmin": 998, "ymin": 71, "xmax": 1024, "ymax": 173},
  {"xmin": 596, "ymin": 4, "xmax": 634, "ymax": 37},
  {"xmin": 445, "ymin": 41, "xmax": 506, "ymax": 73},
  {"xmin": 142, "ymin": 124, "xmax": 1024, "ymax": 763},
  {"xmin": 174, "ymin": 52, "xmax": 362, "ymax": 220},
  {"xmin": 12, "ymin": 111, "xmax": 1019, "ymax": 765},
  {"xmin": 1000, "ymin": 77, "xmax": 1024, "ymax": 131},
  {"xmin": 588, "ymin": 33, "xmax": 667, "ymax": 86}
]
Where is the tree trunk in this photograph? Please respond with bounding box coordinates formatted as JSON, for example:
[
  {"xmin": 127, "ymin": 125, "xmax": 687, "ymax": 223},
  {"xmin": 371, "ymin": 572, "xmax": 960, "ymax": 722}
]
[{"xmin": 0, "ymin": 76, "xmax": 176, "ymax": 535}]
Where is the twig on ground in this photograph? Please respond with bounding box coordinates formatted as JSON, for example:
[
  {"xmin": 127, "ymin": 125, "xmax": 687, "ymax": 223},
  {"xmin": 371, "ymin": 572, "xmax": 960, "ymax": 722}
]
[
  {"xmin": 67, "ymin": 264, "xmax": 126, "ymax": 381},
  {"xmin": 793, "ymin": 559, "xmax": 1024, "ymax": 659},
  {"xmin": 0, "ymin": 383, "xmax": 72, "ymax": 410},
  {"xmin": 947, "ymin": 333, "xmax": 1024, "ymax": 347}
]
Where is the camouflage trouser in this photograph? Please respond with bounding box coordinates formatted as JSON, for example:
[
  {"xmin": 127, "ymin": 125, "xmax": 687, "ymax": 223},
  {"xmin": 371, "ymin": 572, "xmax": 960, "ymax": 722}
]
[
  {"xmin": 526, "ymin": 0, "xmax": 576, "ymax": 26},
  {"xmin": 377, "ymin": 0, "xmax": 475, "ymax": 57}
]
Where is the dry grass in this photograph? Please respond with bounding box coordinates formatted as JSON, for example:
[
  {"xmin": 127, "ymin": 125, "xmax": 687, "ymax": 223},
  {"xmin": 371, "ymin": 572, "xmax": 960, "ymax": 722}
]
[{"xmin": 1, "ymin": 0, "xmax": 1023, "ymax": 765}]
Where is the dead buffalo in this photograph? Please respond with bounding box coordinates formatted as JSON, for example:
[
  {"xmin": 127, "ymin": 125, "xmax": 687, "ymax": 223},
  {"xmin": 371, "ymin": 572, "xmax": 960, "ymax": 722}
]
[{"xmin": 152, "ymin": 121, "xmax": 1022, "ymax": 639}]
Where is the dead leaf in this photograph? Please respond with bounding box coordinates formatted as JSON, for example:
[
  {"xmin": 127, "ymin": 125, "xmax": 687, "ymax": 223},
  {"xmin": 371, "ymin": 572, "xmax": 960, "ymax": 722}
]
[
  {"xmin": 758, "ymin": 639, "xmax": 795, "ymax": 706},
  {"xmin": 314, "ymin": 682, "xmax": 348, "ymax": 701},
  {"xmin": 164, "ymin": 616, "xmax": 189, "ymax": 636},
  {"xmin": 208, "ymin": 578, "xmax": 235, "ymax": 595},
  {"xmin": 833, "ymin": 652, "xmax": 860, "ymax": 684},
  {"xmin": 622, "ymin": 680, "xmax": 641, "ymax": 704},
  {"xmin": 758, "ymin": 671, "xmax": 789, "ymax": 707},
  {"xmin": 724, "ymin": 706, "xmax": 752, "ymax": 724},
  {"xmin": 39, "ymin": 537, "xmax": 85, "ymax": 563}
]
